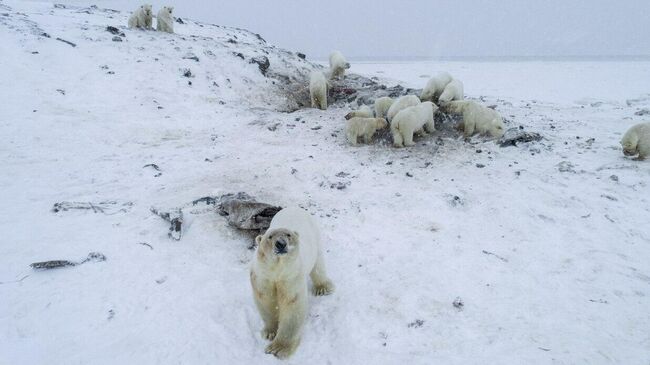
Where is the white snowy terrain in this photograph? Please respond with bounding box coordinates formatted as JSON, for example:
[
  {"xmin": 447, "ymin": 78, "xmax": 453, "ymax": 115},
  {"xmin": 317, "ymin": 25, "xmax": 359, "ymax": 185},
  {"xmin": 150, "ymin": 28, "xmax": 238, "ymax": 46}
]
[{"xmin": 1, "ymin": 1, "xmax": 650, "ymax": 364}]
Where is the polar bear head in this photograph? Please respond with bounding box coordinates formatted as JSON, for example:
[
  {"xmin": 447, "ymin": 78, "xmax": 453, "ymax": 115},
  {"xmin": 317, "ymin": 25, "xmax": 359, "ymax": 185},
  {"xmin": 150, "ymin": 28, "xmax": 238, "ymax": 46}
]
[
  {"xmin": 256, "ymin": 228, "xmax": 301, "ymax": 260},
  {"xmin": 621, "ymin": 132, "xmax": 639, "ymax": 156},
  {"xmin": 374, "ymin": 118, "xmax": 388, "ymax": 129},
  {"xmin": 142, "ymin": 4, "xmax": 152, "ymax": 16},
  {"xmin": 490, "ymin": 118, "xmax": 505, "ymax": 138},
  {"xmin": 164, "ymin": 6, "xmax": 174, "ymax": 15}
]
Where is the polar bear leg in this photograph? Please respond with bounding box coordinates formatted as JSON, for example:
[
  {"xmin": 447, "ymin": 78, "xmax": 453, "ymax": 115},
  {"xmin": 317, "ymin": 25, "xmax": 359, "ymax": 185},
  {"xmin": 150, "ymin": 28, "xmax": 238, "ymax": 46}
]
[
  {"xmin": 402, "ymin": 126, "xmax": 416, "ymax": 147},
  {"xmin": 463, "ymin": 118, "xmax": 475, "ymax": 138},
  {"xmin": 265, "ymin": 286, "xmax": 307, "ymax": 359},
  {"xmin": 346, "ymin": 129, "xmax": 358, "ymax": 146},
  {"xmin": 310, "ymin": 253, "xmax": 334, "ymax": 296},
  {"xmin": 392, "ymin": 127, "xmax": 404, "ymax": 147},
  {"xmin": 424, "ymin": 120, "xmax": 436, "ymax": 133},
  {"xmin": 362, "ymin": 131, "xmax": 373, "ymax": 144}
]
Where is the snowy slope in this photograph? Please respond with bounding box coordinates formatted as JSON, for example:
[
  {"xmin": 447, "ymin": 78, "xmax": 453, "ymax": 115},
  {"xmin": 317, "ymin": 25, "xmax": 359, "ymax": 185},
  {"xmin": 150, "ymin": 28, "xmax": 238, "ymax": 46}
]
[{"xmin": 1, "ymin": 1, "xmax": 650, "ymax": 364}]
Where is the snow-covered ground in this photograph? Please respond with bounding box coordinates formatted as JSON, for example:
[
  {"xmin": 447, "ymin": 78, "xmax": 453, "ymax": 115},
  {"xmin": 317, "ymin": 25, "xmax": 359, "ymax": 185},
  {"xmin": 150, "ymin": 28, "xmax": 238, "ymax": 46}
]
[{"xmin": 1, "ymin": 1, "xmax": 650, "ymax": 364}]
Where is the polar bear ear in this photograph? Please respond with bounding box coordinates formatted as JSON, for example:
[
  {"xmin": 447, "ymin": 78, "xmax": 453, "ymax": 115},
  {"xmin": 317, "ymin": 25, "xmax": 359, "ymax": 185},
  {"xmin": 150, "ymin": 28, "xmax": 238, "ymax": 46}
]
[{"xmin": 255, "ymin": 235, "xmax": 264, "ymax": 246}]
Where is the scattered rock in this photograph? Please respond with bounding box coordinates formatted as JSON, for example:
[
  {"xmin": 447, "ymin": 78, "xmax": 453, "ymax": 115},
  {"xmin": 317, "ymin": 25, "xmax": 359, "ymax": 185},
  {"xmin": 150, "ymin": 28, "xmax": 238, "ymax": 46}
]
[
  {"xmin": 55, "ymin": 37, "xmax": 76, "ymax": 47},
  {"xmin": 634, "ymin": 109, "xmax": 650, "ymax": 116},
  {"xmin": 453, "ymin": 297, "xmax": 464, "ymax": 311},
  {"xmin": 250, "ymin": 55, "xmax": 270, "ymax": 76},
  {"xmin": 476, "ymin": 163, "xmax": 485, "ymax": 168},
  {"xmin": 556, "ymin": 161, "xmax": 576, "ymax": 173},
  {"xmin": 499, "ymin": 128, "xmax": 542, "ymax": 147},
  {"xmin": 150, "ymin": 207, "xmax": 183, "ymax": 240},
  {"xmin": 112, "ymin": 36, "xmax": 122, "ymax": 42},
  {"xmin": 30, "ymin": 252, "xmax": 106, "ymax": 270},
  {"xmin": 407, "ymin": 319, "xmax": 424, "ymax": 328},
  {"xmin": 609, "ymin": 175, "xmax": 619, "ymax": 182},
  {"xmin": 183, "ymin": 54, "xmax": 199, "ymax": 62},
  {"xmin": 182, "ymin": 68, "xmax": 192, "ymax": 77},
  {"xmin": 105, "ymin": 25, "xmax": 125, "ymax": 37},
  {"xmin": 175, "ymin": 17, "xmax": 184, "ymax": 24},
  {"xmin": 143, "ymin": 163, "xmax": 162, "ymax": 177},
  {"xmin": 233, "ymin": 52, "xmax": 244, "ymax": 59},
  {"xmin": 296, "ymin": 52, "xmax": 306, "ymax": 60},
  {"xmin": 52, "ymin": 201, "xmax": 133, "ymax": 215},
  {"xmin": 406, "ymin": 172, "xmax": 413, "ymax": 177}
]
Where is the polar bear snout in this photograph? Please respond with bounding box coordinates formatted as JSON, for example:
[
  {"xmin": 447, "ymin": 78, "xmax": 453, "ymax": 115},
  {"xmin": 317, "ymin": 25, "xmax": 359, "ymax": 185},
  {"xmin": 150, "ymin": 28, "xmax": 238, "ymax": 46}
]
[{"xmin": 274, "ymin": 240, "xmax": 288, "ymax": 254}]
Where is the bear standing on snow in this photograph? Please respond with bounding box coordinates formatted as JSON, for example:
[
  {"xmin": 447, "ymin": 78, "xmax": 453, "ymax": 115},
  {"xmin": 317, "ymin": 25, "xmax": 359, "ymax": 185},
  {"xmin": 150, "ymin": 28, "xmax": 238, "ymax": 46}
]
[
  {"xmin": 346, "ymin": 117, "xmax": 387, "ymax": 145},
  {"xmin": 386, "ymin": 95, "xmax": 421, "ymax": 123},
  {"xmin": 250, "ymin": 207, "xmax": 334, "ymax": 359},
  {"xmin": 328, "ymin": 51, "xmax": 350, "ymax": 79},
  {"xmin": 374, "ymin": 96, "xmax": 394, "ymax": 119},
  {"xmin": 420, "ymin": 72, "xmax": 453, "ymax": 103},
  {"xmin": 345, "ymin": 105, "xmax": 374, "ymax": 120},
  {"xmin": 621, "ymin": 122, "xmax": 650, "ymax": 160},
  {"xmin": 309, "ymin": 71, "xmax": 328, "ymax": 110},
  {"xmin": 128, "ymin": 4, "xmax": 153, "ymax": 29},
  {"xmin": 156, "ymin": 6, "xmax": 174, "ymax": 33},
  {"xmin": 441, "ymin": 100, "xmax": 505, "ymax": 139},
  {"xmin": 391, "ymin": 101, "xmax": 437, "ymax": 147},
  {"xmin": 438, "ymin": 79, "xmax": 464, "ymax": 103}
]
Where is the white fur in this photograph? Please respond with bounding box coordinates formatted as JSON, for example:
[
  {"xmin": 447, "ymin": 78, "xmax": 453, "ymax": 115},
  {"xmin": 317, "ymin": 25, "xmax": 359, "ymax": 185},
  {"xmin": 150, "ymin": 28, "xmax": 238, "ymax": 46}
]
[
  {"xmin": 156, "ymin": 6, "xmax": 174, "ymax": 33},
  {"xmin": 346, "ymin": 117, "xmax": 388, "ymax": 146},
  {"xmin": 420, "ymin": 72, "xmax": 453, "ymax": 102},
  {"xmin": 345, "ymin": 105, "xmax": 374, "ymax": 120},
  {"xmin": 386, "ymin": 95, "xmax": 421, "ymax": 123},
  {"xmin": 328, "ymin": 51, "xmax": 350, "ymax": 79},
  {"xmin": 374, "ymin": 96, "xmax": 394, "ymax": 119},
  {"xmin": 309, "ymin": 71, "xmax": 328, "ymax": 110},
  {"xmin": 391, "ymin": 101, "xmax": 437, "ymax": 147},
  {"xmin": 442, "ymin": 100, "xmax": 505, "ymax": 138},
  {"xmin": 621, "ymin": 122, "xmax": 650, "ymax": 160},
  {"xmin": 128, "ymin": 4, "xmax": 153, "ymax": 29},
  {"xmin": 438, "ymin": 79, "xmax": 464, "ymax": 103},
  {"xmin": 251, "ymin": 207, "xmax": 333, "ymax": 359}
]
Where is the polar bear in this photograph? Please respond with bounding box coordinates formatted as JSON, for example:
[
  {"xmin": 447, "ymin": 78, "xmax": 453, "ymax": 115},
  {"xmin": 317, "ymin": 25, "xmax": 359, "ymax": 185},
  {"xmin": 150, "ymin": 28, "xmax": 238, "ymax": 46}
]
[
  {"xmin": 420, "ymin": 72, "xmax": 453, "ymax": 103},
  {"xmin": 346, "ymin": 117, "xmax": 387, "ymax": 145},
  {"xmin": 328, "ymin": 51, "xmax": 350, "ymax": 79},
  {"xmin": 438, "ymin": 79, "xmax": 464, "ymax": 103},
  {"xmin": 374, "ymin": 96, "xmax": 394, "ymax": 119},
  {"xmin": 128, "ymin": 4, "xmax": 153, "ymax": 29},
  {"xmin": 156, "ymin": 6, "xmax": 174, "ymax": 33},
  {"xmin": 309, "ymin": 71, "xmax": 328, "ymax": 110},
  {"xmin": 250, "ymin": 207, "xmax": 334, "ymax": 359},
  {"xmin": 386, "ymin": 95, "xmax": 421, "ymax": 123},
  {"xmin": 441, "ymin": 100, "xmax": 505, "ymax": 139},
  {"xmin": 391, "ymin": 101, "xmax": 437, "ymax": 147},
  {"xmin": 621, "ymin": 122, "xmax": 650, "ymax": 160},
  {"xmin": 345, "ymin": 105, "xmax": 374, "ymax": 120}
]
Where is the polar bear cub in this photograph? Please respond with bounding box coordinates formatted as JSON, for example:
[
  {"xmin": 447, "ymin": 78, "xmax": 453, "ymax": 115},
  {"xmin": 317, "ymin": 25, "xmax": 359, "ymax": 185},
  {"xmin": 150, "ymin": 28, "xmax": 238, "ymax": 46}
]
[
  {"xmin": 438, "ymin": 79, "xmax": 464, "ymax": 103},
  {"xmin": 345, "ymin": 105, "xmax": 374, "ymax": 120},
  {"xmin": 346, "ymin": 117, "xmax": 387, "ymax": 145},
  {"xmin": 386, "ymin": 95, "xmax": 421, "ymax": 123},
  {"xmin": 374, "ymin": 96, "xmax": 394, "ymax": 119},
  {"xmin": 128, "ymin": 4, "xmax": 153, "ymax": 29},
  {"xmin": 442, "ymin": 100, "xmax": 505, "ymax": 138},
  {"xmin": 621, "ymin": 122, "xmax": 650, "ymax": 160},
  {"xmin": 329, "ymin": 51, "xmax": 350, "ymax": 79},
  {"xmin": 420, "ymin": 72, "xmax": 453, "ymax": 102},
  {"xmin": 391, "ymin": 101, "xmax": 437, "ymax": 147},
  {"xmin": 156, "ymin": 6, "xmax": 174, "ymax": 33},
  {"xmin": 250, "ymin": 207, "xmax": 334, "ymax": 359},
  {"xmin": 309, "ymin": 71, "xmax": 328, "ymax": 110}
]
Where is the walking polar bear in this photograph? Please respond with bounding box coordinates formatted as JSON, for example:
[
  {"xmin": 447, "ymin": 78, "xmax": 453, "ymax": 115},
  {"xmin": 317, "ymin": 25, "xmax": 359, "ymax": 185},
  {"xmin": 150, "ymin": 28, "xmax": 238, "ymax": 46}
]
[
  {"xmin": 391, "ymin": 101, "xmax": 437, "ymax": 147},
  {"xmin": 345, "ymin": 104, "xmax": 374, "ymax": 120},
  {"xmin": 420, "ymin": 72, "xmax": 453, "ymax": 103},
  {"xmin": 386, "ymin": 95, "xmax": 421, "ymax": 123},
  {"xmin": 250, "ymin": 207, "xmax": 334, "ymax": 359},
  {"xmin": 128, "ymin": 4, "xmax": 153, "ymax": 29},
  {"xmin": 329, "ymin": 51, "xmax": 350, "ymax": 79},
  {"xmin": 438, "ymin": 79, "xmax": 464, "ymax": 103},
  {"xmin": 156, "ymin": 6, "xmax": 174, "ymax": 33},
  {"xmin": 621, "ymin": 122, "xmax": 650, "ymax": 160},
  {"xmin": 346, "ymin": 117, "xmax": 387, "ymax": 145},
  {"xmin": 309, "ymin": 71, "xmax": 328, "ymax": 110},
  {"xmin": 374, "ymin": 96, "xmax": 394, "ymax": 119},
  {"xmin": 441, "ymin": 100, "xmax": 505, "ymax": 138}
]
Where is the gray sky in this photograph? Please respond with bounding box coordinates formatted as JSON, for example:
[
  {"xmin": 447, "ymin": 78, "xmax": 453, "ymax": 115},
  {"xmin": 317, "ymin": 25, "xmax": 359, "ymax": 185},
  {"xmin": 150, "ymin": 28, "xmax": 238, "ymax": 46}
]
[{"xmin": 88, "ymin": 0, "xmax": 650, "ymax": 59}]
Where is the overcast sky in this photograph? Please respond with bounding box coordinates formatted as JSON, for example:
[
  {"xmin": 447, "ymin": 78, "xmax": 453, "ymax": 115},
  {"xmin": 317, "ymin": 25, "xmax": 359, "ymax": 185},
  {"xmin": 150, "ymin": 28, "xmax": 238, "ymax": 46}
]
[{"xmin": 75, "ymin": 0, "xmax": 650, "ymax": 59}]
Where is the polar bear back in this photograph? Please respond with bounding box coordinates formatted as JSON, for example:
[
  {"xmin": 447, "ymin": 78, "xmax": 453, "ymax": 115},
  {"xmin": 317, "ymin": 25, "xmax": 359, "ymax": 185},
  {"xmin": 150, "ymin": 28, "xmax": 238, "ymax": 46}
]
[
  {"xmin": 269, "ymin": 207, "xmax": 320, "ymax": 273},
  {"xmin": 420, "ymin": 72, "xmax": 453, "ymax": 102},
  {"xmin": 386, "ymin": 95, "xmax": 421, "ymax": 122},
  {"xmin": 622, "ymin": 122, "xmax": 650, "ymax": 158},
  {"xmin": 374, "ymin": 97, "xmax": 394, "ymax": 119},
  {"xmin": 438, "ymin": 79, "xmax": 464, "ymax": 103}
]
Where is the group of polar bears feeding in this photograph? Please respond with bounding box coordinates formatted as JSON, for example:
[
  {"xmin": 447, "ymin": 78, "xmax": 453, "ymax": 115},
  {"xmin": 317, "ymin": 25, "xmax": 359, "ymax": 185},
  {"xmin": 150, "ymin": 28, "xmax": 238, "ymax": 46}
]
[
  {"xmin": 309, "ymin": 52, "xmax": 505, "ymax": 148},
  {"xmin": 128, "ymin": 4, "xmax": 175, "ymax": 33}
]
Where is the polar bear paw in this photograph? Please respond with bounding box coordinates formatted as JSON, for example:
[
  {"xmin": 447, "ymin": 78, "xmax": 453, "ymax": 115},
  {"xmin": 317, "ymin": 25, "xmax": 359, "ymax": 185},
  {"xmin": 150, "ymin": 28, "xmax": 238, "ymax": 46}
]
[
  {"xmin": 265, "ymin": 340, "xmax": 297, "ymax": 359},
  {"xmin": 261, "ymin": 327, "xmax": 277, "ymax": 341},
  {"xmin": 312, "ymin": 280, "xmax": 334, "ymax": 296}
]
